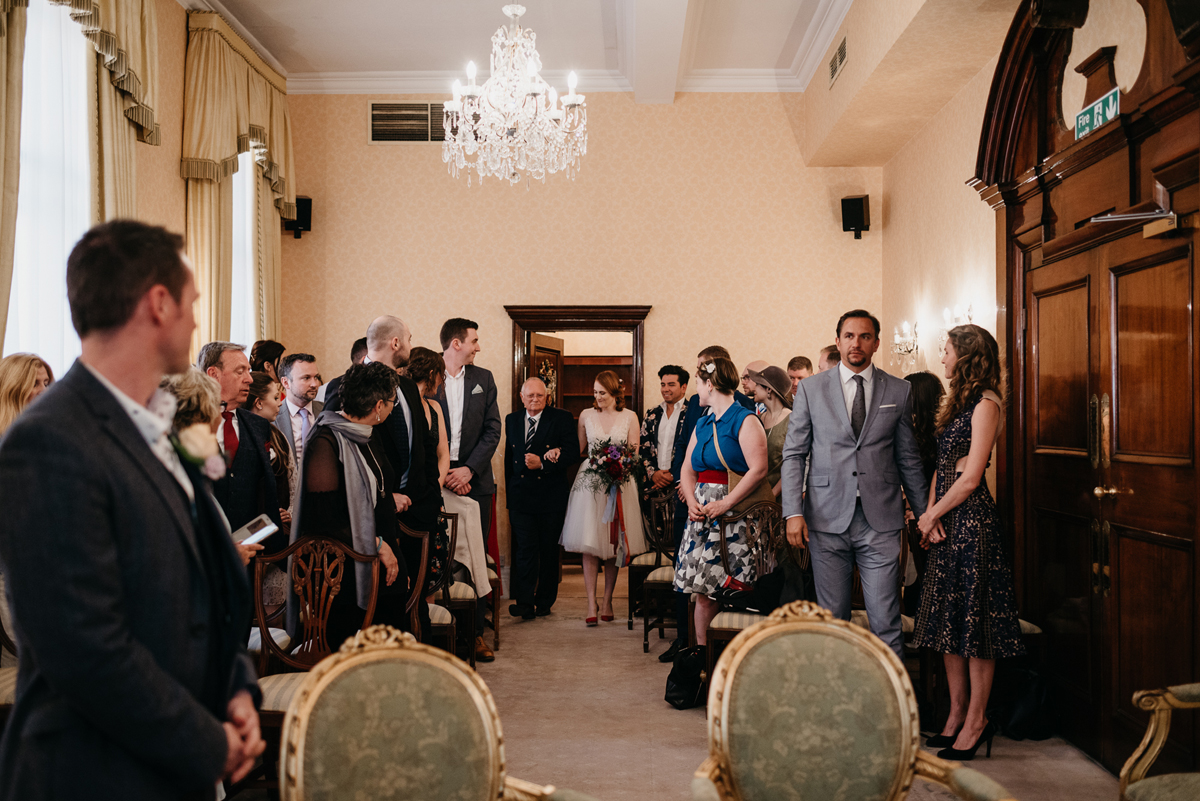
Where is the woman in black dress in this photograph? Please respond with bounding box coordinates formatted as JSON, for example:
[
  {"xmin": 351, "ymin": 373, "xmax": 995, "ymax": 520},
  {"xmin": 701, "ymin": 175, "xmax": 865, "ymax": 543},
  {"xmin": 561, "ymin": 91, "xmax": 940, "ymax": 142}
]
[
  {"xmin": 292, "ymin": 362, "xmax": 409, "ymax": 650},
  {"xmin": 913, "ymin": 325, "xmax": 1023, "ymax": 761}
]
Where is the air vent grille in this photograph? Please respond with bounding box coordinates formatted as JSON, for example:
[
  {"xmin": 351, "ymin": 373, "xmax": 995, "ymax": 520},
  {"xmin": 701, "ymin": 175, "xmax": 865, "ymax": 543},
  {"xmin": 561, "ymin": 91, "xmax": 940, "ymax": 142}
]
[
  {"xmin": 369, "ymin": 103, "xmax": 446, "ymax": 143},
  {"xmin": 829, "ymin": 37, "xmax": 847, "ymax": 87}
]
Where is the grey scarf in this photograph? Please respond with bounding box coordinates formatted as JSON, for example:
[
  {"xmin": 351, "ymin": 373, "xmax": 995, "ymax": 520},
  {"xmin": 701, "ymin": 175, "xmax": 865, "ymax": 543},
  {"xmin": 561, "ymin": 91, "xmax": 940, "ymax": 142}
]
[{"xmin": 288, "ymin": 409, "xmax": 381, "ymax": 619}]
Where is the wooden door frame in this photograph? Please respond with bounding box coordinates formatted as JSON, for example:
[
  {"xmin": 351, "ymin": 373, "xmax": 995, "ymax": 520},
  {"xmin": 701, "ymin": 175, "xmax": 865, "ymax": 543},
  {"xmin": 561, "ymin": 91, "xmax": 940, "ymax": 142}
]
[{"xmin": 504, "ymin": 306, "xmax": 652, "ymax": 418}]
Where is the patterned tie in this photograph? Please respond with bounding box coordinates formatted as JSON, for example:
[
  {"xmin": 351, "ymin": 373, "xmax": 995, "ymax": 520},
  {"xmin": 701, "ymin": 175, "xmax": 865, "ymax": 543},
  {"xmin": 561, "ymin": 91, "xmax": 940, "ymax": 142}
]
[
  {"xmin": 851, "ymin": 375, "xmax": 866, "ymax": 440},
  {"xmin": 526, "ymin": 415, "xmax": 537, "ymax": 451},
  {"xmin": 297, "ymin": 407, "xmax": 311, "ymax": 462},
  {"xmin": 221, "ymin": 410, "xmax": 239, "ymax": 461}
]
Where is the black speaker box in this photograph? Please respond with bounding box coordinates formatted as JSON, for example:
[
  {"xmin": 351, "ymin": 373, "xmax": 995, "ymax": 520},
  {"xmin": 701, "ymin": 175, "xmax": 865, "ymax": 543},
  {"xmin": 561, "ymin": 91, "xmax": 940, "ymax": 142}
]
[
  {"xmin": 285, "ymin": 197, "xmax": 312, "ymax": 238},
  {"xmin": 841, "ymin": 195, "xmax": 870, "ymax": 238}
]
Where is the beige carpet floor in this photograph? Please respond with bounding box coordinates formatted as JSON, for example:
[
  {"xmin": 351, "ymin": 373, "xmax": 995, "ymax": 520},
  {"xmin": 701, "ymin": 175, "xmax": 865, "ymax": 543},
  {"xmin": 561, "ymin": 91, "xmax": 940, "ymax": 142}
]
[{"xmin": 475, "ymin": 566, "xmax": 1120, "ymax": 801}]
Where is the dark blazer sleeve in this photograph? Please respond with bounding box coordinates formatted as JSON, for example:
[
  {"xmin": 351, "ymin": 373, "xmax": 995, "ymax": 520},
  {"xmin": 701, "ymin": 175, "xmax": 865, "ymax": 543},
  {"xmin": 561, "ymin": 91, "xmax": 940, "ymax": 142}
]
[
  {"xmin": 322, "ymin": 375, "xmax": 343, "ymax": 413},
  {"xmin": 892, "ymin": 382, "xmax": 930, "ymax": 518},
  {"xmin": 549, "ymin": 408, "xmax": 579, "ymax": 472},
  {"xmin": 463, "ymin": 369, "xmax": 502, "ymax": 480},
  {"xmin": 503, "ymin": 413, "xmax": 518, "ymax": 500},
  {"xmin": 240, "ymin": 410, "xmax": 283, "ymax": 530},
  {"xmin": 0, "ymin": 424, "xmax": 229, "ymax": 786},
  {"xmin": 670, "ymin": 397, "xmax": 699, "ymax": 479}
]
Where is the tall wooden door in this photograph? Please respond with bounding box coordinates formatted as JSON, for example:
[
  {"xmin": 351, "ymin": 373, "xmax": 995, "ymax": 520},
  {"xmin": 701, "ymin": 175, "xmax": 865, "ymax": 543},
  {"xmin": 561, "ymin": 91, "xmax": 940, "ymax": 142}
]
[{"xmin": 975, "ymin": 0, "xmax": 1200, "ymax": 773}]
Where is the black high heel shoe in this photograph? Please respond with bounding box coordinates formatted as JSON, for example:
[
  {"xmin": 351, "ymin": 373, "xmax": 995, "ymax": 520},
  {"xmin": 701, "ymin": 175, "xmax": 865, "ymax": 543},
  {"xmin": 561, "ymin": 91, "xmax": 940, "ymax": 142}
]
[
  {"xmin": 937, "ymin": 721, "xmax": 996, "ymax": 761},
  {"xmin": 925, "ymin": 723, "xmax": 964, "ymax": 748}
]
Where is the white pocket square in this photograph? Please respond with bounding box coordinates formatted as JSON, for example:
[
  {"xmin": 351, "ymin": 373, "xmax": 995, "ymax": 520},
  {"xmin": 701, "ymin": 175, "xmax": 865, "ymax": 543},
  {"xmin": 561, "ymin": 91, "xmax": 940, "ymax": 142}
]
[
  {"xmin": 879, "ymin": 404, "xmax": 897, "ymax": 408},
  {"xmin": 471, "ymin": 384, "xmax": 484, "ymax": 395}
]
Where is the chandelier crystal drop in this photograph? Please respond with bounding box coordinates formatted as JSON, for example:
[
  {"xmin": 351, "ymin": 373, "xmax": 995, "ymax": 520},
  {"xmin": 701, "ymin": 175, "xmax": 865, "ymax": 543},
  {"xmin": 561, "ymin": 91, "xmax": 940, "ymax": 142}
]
[{"xmin": 442, "ymin": 4, "xmax": 587, "ymax": 186}]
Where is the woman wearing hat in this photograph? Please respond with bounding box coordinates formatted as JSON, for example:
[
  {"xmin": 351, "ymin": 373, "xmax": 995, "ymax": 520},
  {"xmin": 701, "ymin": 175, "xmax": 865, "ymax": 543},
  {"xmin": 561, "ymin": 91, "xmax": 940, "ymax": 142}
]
[{"xmin": 747, "ymin": 366, "xmax": 793, "ymax": 498}]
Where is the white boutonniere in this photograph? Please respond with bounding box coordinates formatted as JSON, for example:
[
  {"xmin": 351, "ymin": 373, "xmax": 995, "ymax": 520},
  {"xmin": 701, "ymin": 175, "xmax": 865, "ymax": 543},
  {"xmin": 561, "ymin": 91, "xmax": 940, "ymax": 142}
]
[
  {"xmin": 471, "ymin": 384, "xmax": 484, "ymax": 395},
  {"xmin": 172, "ymin": 424, "xmax": 227, "ymax": 480}
]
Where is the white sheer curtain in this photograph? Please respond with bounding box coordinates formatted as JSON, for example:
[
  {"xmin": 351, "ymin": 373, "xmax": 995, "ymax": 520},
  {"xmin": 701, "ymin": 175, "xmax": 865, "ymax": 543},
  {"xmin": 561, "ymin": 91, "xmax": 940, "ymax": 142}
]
[
  {"xmin": 4, "ymin": 0, "xmax": 89, "ymax": 377},
  {"xmin": 229, "ymin": 150, "xmax": 257, "ymax": 348}
]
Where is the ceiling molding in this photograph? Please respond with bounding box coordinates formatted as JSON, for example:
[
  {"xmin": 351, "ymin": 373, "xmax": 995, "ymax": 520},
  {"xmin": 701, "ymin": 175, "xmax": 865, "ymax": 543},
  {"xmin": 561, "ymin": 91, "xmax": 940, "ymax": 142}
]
[
  {"xmin": 678, "ymin": 69, "xmax": 804, "ymax": 93},
  {"xmin": 287, "ymin": 69, "xmax": 633, "ymax": 96},
  {"xmin": 177, "ymin": 0, "xmax": 289, "ymax": 78},
  {"xmin": 788, "ymin": 0, "xmax": 853, "ymax": 91}
]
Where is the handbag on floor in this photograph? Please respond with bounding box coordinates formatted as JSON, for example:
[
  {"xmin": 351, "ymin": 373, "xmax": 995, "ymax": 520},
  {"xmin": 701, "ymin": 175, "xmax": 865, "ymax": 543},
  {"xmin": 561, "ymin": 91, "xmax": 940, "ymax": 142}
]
[{"xmin": 664, "ymin": 645, "xmax": 707, "ymax": 710}]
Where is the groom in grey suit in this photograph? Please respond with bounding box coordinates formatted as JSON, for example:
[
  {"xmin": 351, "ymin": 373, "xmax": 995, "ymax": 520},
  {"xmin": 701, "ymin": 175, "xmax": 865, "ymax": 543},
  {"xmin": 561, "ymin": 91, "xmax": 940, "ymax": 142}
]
[{"xmin": 780, "ymin": 309, "xmax": 933, "ymax": 660}]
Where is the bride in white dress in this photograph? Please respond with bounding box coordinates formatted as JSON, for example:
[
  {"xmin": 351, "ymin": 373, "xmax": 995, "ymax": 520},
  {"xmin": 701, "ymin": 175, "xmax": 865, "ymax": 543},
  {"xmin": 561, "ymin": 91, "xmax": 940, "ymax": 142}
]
[{"xmin": 560, "ymin": 371, "xmax": 648, "ymax": 626}]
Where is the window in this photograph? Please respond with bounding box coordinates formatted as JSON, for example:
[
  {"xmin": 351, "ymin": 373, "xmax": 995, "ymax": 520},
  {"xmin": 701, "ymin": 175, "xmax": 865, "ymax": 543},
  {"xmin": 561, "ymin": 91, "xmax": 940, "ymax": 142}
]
[
  {"xmin": 5, "ymin": 0, "xmax": 90, "ymax": 376},
  {"xmin": 229, "ymin": 150, "xmax": 258, "ymax": 348}
]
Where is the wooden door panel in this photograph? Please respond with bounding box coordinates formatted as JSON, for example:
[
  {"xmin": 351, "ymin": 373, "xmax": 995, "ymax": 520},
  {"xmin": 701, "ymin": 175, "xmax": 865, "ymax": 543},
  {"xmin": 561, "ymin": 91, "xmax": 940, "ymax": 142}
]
[
  {"xmin": 1111, "ymin": 248, "xmax": 1193, "ymax": 462},
  {"xmin": 1033, "ymin": 280, "xmax": 1092, "ymax": 453}
]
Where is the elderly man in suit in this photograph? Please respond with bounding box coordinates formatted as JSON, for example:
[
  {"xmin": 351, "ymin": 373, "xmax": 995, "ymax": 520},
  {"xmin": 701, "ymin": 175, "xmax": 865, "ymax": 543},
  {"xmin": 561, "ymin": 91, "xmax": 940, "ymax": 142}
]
[
  {"xmin": 323, "ymin": 315, "xmax": 441, "ymax": 640},
  {"xmin": 435, "ymin": 318, "xmax": 501, "ymax": 661},
  {"xmin": 0, "ymin": 221, "xmax": 264, "ymax": 799},
  {"xmin": 275, "ymin": 353, "xmax": 322, "ymax": 492},
  {"xmin": 200, "ymin": 342, "xmax": 283, "ymax": 553},
  {"xmin": 780, "ymin": 309, "xmax": 935, "ymax": 660},
  {"xmin": 504, "ymin": 378, "xmax": 576, "ymax": 619}
]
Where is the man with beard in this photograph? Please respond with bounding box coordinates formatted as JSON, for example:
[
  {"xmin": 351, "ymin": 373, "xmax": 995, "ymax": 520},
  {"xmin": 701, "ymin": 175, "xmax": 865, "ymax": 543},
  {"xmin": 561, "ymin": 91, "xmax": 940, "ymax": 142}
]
[
  {"xmin": 275, "ymin": 353, "xmax": 323, "ymax": 485},
  {"xmin": 322, "ymin": 315, "xmax": 440, "ymax": 640},
  {"xmin": 780, "ymin": 309, "xmax": 933, "ymax": 661}
]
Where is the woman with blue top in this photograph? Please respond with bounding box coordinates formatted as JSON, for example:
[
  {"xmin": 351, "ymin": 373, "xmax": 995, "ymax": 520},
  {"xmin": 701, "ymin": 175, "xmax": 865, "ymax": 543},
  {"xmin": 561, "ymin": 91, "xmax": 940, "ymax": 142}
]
[{"xmin": 675, "ymin": 356, "xmax": 768, "ymax": 656}]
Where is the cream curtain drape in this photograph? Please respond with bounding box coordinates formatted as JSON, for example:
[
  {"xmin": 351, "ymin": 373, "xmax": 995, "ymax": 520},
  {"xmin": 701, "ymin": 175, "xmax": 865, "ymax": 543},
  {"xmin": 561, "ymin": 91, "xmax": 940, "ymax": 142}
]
[
  {"xmin": 183, "ymin": 11, "xmax": 293, "ymax": 344},
  {"xmin": 88, "ymin": 47, "xmax": 136, "ymax": 221},
  {"xmin": 0, "ymin": 4, "xmax": 25, "ymax": 347}
]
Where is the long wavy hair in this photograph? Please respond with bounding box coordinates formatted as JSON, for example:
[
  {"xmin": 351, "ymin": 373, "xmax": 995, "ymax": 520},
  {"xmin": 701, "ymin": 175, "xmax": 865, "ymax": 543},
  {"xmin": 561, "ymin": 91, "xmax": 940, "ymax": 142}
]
[
  {"xmin": 0, "ymin": 353, "xmax": 54, "ymax": 435},
  {"xmin": 936, "ymin": 324, "xmax": 1005, "ymax": 436},
  {"xmin": 593, "ymin": 370, "xmax": 626, "ymax": 411},
  {"xmin": 905, "ymin": 371, "xmax": 944, "ymax": 481}
]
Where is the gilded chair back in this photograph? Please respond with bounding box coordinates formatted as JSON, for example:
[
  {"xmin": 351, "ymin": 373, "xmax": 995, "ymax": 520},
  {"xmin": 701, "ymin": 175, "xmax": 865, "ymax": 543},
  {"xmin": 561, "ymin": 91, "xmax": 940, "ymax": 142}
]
[
  {"xmin": 700, "ymin": 601, "xmax": 920, "ymax": 801},
  {"xmin": 279, "ymin": 625, "xmax": 504, "ymax": 801},
  {"xmin": 716, "ymin": 501, "xmax": 787, "ymax": 581},
  {"xmin": 256, "ymin": 536, "xmax": 380, "ymax": 671}
]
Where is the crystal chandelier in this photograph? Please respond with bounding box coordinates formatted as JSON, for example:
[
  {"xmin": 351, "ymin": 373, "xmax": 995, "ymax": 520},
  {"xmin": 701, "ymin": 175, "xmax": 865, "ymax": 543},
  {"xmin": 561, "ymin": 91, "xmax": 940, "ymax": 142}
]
[{"xmin": 442, "ymin": 4, "xmax": 587, "ymax": 186}]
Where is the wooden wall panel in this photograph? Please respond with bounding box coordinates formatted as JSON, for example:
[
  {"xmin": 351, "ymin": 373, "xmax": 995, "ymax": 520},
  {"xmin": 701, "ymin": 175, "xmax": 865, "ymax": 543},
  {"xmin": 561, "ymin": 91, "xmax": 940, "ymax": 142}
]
[{"xmin": 1034, "ymin": 282, "xmax": 1092, "ymax": 452}]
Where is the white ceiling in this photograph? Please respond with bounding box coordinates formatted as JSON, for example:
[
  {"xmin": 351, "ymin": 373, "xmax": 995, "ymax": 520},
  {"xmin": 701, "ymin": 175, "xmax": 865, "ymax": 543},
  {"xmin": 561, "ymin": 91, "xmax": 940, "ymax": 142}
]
[{"xmin": 197, "ymin": 0, "xmax": 853, "ymax": 101}]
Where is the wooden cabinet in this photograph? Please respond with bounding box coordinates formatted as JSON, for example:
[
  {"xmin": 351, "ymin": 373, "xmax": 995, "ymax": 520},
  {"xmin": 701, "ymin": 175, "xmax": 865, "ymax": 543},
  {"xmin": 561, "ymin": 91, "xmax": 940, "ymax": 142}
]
[
  {"xmin": 974, "ymin": 0, "xmax": 1200, "ymax": 774},
  {"xmin": 561, "ymin": 356, "xmax": 634, "ymax": 420}
]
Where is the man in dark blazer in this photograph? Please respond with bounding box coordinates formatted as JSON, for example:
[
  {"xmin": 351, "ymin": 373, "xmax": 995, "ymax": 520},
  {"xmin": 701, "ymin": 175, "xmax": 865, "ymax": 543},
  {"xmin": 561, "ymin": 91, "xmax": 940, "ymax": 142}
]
[
  {"xmin": 200, "ymin": 342, "xmax": 283, "ymax": 553},
  {"xmin": 504, "ymin": 378, "xmax": 577, "ymax": 618},
  {"xmin": 0, "ymin": 221, "xmax": 263, "ymax": 799},
  {"xmin": 323, "ymin": 316, "xmax": 440, "ymax": 639},
  {"xmin": 434, "ymin": 318, "xmax": 501, "ymax": 661}
]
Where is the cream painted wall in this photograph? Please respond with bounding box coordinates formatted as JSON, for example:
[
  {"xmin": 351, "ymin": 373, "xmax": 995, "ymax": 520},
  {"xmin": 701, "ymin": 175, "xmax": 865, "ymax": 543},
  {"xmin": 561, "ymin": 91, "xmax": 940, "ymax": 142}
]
[
  {"xmin": 279, "ymin": 91, "xmax": 883, "ymax": 554},
  {"xmin": 135, "ymin": 0, "xmax": 187, "ymax": 235},
  {"xmin": 881, "ymin": 55, "xmax": 1000, "ymax": 372}
]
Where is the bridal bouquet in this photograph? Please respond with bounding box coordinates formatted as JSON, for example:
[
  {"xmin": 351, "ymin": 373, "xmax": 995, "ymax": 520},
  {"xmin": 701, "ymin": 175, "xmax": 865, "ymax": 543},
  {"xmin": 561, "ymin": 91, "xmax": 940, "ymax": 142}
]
[{"xmin": 580, "ymin": 439, "xmax": 648, "ymax": 566}]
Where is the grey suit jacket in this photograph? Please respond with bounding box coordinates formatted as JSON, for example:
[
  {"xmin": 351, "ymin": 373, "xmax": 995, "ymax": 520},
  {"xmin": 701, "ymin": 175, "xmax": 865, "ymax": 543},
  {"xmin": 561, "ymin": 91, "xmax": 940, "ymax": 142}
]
[
  {"xmin": 434, "ymin": 364, "xmax": 502, "ymax": 496},
  {"xmin": 0, "ymin": 363, "xmax": 258, "ymax": 800},
  {"xmin": 780, "ymin": 365, "xmax": 929, "ymax": 534},
  {"xmin": 274, "ymin": 399, "xmax": 323, "ymax": 460}
]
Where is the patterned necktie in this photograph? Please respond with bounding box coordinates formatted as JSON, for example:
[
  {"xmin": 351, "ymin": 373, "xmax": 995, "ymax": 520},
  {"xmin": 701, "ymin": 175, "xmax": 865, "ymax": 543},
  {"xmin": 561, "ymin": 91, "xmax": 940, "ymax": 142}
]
[
  {"xmin": 526, "ymin": 415, "xmax": 537, "ymax": 451},
  {"xmin": 851, "ymin": 375, "xmax": 866, "ymax": 440},
  {"xmin": 221, "ymin": 410, "xmax": 239, "ymax": 461},
  {"xmin": 297, "ymin": 407, "xmax": 310, "ymax": 461}
]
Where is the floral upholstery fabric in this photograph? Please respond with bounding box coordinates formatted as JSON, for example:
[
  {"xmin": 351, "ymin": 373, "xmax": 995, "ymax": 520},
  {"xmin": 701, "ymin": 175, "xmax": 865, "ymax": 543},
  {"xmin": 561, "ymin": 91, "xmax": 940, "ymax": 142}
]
[
  {"xmin": 1168, "ymin": 682, "xmax": 1200, "ymax": 703},
  {"xmin": 1125, "ymin": 774, "xmax": 1200, "ymax": 801},
  {"xmin": 725, "ymin": 630, "xmax": 905, "ymax": 801},
  {"xmin": 301, "ymin": 660, "xmax": 493, "ymax": 801}
]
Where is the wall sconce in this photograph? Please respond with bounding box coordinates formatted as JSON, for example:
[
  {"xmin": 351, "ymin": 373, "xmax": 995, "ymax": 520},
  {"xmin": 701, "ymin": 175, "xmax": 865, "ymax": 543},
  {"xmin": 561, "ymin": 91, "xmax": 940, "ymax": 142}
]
[
  {"xmin": 938, "ymin": 305, "xmax": 974, "ymax": 356},
  {"xmin": 891, "ymin": 320, "xmax": 919, "ymax": 373}
]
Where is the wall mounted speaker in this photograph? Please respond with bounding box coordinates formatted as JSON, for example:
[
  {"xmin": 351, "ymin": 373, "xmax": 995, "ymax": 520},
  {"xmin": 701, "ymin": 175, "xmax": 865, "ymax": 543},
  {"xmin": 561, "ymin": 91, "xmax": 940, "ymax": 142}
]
[
  {"xmin": 285, "ymin": 197, "xmax": 312, "ymax": 239},
  {"xmin": 841, "ymin": 195, "xmax": 870, "ymax": 239}
]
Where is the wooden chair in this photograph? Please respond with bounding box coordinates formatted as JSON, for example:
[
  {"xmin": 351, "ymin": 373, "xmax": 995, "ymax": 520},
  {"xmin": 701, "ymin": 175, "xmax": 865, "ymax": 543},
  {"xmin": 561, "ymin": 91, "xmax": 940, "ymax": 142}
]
[
  {"xmin": 694, "ymin": 601, "xmax": 1017, "ymax": 801},
  {"xmin": 484, "ymin": 554, "xmax": 501, "ymax": 651},
  {"xmin": 278, "ymin": 625, "xmax": 602, "ymax": 801},
  {"xmin": 1119, "ymin": 683, "xmax": 1200, "ymax": 800},
  {"xmin": 628, "ymin": 488, "xmax": 676, "ymax": 631},
  {"xmin": 426, "ymin": 511, "xmax": 459, "ymax": 654},
  {"xmin": 440, "ymin": 515, "xmax": 484, "ymax": 668},
  {"xmin": 397, "ymin": 518, "xmax": 431, "ymax": 635},
  {"xmin": 641, "ymin": 491, "xmax": 680, "ymax": 652},
  {"xmin": 705, "ymin": 500, "xmax": 788, "ymax": 679}
]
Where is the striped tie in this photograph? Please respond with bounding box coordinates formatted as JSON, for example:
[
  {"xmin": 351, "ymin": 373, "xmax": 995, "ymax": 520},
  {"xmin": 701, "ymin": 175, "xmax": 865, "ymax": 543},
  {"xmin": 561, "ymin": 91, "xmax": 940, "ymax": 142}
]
[{"xmin": 526, "ymin": 416, "xmax": 537, "ymax": 450}]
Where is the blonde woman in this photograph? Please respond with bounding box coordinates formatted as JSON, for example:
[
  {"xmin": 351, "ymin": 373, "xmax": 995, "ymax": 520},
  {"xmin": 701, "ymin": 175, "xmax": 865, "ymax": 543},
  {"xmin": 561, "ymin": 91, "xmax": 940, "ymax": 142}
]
[{"xmin": 0, "ymin": 354, "xmax": 54, "ymax": 434}]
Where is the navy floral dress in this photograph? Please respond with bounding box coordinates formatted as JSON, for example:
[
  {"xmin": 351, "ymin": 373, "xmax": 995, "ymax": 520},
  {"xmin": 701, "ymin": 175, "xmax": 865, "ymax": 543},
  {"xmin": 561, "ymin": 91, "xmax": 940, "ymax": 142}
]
[{"xmin": 913, "ymin": 393, "xmax": 1025, "ymax": 659}]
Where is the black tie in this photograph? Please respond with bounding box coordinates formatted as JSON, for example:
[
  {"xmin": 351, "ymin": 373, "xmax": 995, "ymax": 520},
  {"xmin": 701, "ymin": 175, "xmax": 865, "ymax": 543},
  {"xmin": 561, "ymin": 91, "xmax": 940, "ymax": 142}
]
[
  {"xmin": 526, "ymin": 416, "xmax": 537, "ymax": 451},
  {"xmin": 392, "ymin": 389, "xmax": 410, "ymax": 482},
  {"xmin": 851, "ymin": 375, "xmax": 866, "ymax": 440}
]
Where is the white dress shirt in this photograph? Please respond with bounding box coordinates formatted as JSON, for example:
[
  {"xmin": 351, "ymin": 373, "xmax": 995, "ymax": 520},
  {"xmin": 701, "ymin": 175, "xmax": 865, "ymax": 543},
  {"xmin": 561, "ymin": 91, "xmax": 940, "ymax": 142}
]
[
  {"xmin": 839, "ymin": 361, "xmax": 875, "ymax": 424},
  {"xmin": 85, "ymin": 364, "xmax": 194, "ymax": 501},
  {"xmin": 656, "ymin": 400, "xmax": 683, "ymax": 472},
  {"xmin": 445, "ymin": 365, "xmax": 466, "ymax": 461}
]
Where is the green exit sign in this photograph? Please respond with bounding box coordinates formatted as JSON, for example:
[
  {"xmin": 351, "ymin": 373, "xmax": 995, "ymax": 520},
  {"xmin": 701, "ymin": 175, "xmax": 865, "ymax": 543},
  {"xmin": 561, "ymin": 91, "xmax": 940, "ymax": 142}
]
[{"xmin": 1075, "ymin": 88, "xmax": 1119, "ymax": 140}]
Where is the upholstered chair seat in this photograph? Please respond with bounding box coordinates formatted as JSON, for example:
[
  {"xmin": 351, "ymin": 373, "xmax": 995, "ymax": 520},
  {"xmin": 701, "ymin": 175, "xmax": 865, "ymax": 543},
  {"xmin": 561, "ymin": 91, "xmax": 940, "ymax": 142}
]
[
  {"xmin": 1124, "ymin": 774, "xmax": 1200, "ymax": 801},
  {"xmin": 694, "ymin": 601, "xmax": 1018, "ymax": 801},
  {"xmin": 247, "ymin": 627, "xmax": 292, "ymax": 656},
  {"xmin": 1120, "ymin": 682, "xmax": 1200, "ymax": 801},
  {"xmin": 448, "ymin": 580, "xmax": 479, "ymax": 600},
  {"xmin": 259, "ymin": 672, "xmax": 308, "ymax": 714},
  {"xmin": 849, "ymin": 608, "xmax": 916, "ymax": 635},
  {"xmin": 709, "ymin": 611, "xmax": 766, "ymax": 631},
  {"xmin": 631, "ymin": 551, "xmax": 672, "ymax": 567},
  {"xmin": 428, "ymin": 603, "xmax": 453, "ymax": 625},
  {"xmin": 647, "ymin": 565, "xmax": 674, "ymax": 582},
  {"xmin": 279, "ymin": 625, "xmax": 601, "ymax": 801}
]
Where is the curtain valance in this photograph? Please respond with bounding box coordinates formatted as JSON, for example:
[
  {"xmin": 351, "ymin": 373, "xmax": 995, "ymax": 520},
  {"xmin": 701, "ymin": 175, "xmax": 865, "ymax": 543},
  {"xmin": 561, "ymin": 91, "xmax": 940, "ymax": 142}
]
[
  {"xmin": 182, "ymin": 11, "xmax": 295, "ymax": 220},
  {"xmin": 2, "ymin": 0, "xmax": 159, "ymax": 145}
]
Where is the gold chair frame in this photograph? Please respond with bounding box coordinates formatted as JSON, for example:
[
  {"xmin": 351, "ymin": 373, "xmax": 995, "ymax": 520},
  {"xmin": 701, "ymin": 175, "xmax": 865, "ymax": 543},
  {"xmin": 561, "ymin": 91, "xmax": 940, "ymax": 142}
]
[
  {"xmin": 1118, "ymin": 682, "xmax": 1200, "ymax": 800},
  {"xmin": 279, "ymin": 625, "xmax": 574, "ymax": 801},
  {"xmin": 696, "ymin": 601, "xmax": 1018, "ymax": 801}
]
